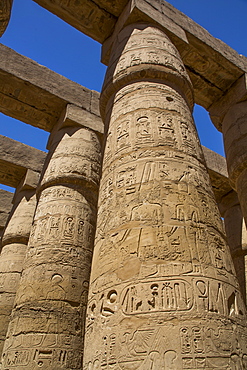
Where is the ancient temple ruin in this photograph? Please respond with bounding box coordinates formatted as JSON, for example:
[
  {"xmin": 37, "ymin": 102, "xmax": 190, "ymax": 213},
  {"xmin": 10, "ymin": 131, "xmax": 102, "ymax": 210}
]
[{"xmin": 0, "ymin": 1, "xmax": 247, "ymax": 369}]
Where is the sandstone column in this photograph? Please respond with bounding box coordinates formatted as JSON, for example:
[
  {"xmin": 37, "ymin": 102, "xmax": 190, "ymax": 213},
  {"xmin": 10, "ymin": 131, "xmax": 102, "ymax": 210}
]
[
  {"xmin": 221, "ymin": 101, "xmax": 247, "ymax": 227},
  {"xmin": 1, "ymin": 105, "xmax": 102, "ymax": 370},
  {"xmin": 219, "ymin": 190, "xmax": 247, "ymax": 305},
  {"xmin": 0, "ymin": 0, "xmax": 13, "ymax": 36},
  {"xmin": 0, "ymin": 170, "xmax": 39, "ymax": 359},
  {"xmin": 84, "ymin": 24, "xmax": 247, "ymax": 369}
]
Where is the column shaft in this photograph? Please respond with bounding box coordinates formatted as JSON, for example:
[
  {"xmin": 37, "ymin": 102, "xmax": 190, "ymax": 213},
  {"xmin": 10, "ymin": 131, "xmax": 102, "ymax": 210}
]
[
  {"xmin": 84, "ymin": 24, "xmax": 247, "ymax": 369},
  {"xmin": 220, "ymin": 190, "xmax": 247, "ymax": 304},
  {"xmin": 222, "ymin": 101, "xmax": 247, "ymax": 225},
  {"xmin": 0, "ymin": 181, "xmax": 37, "ymax": 359},
  {"xmin": 1, "ymin": 112, "xmax": 102, "ymax": 370}
]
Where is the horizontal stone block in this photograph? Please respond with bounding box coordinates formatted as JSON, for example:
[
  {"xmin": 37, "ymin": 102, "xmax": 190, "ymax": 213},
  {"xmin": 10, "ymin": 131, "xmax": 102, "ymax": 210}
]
[
  {"xmin": 0, "ymin": 44, "xmax": 101, "ymax": 132},
  {"xmin": 0, "ymin": 135, "xmax": 46, "ymax": 188},
  {"xmin": 33, "ymin": 0, "xmax": 247, "ymax": 113}
]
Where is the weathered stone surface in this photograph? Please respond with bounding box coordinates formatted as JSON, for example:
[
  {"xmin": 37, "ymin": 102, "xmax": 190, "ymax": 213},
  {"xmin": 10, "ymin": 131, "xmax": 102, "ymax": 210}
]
[
  {"xmin": 0, "ymin": 190, "xmax": 13, "ymax": 241},
  {"xmin": 0, "ymin": 135, "xmax": 46, "ymax": 188},
  {"xmin": 84, "ymin": 24, "xmax": 247, "ymax": 369},
  {"xmin": 33, "ymin": 0, "xmax": 116, "ymax": 43},
  {"xmin": 209, "ymin": 74, "xmax": 247, "ymax": 131},
  {"xmin": 221, "ymin": 101, "xmax": 247, "ymax": 272},
  {"xmin": 0, "ymin": 44, "xmax": 101, "ymax": 132},
  {"xmin": 219, "ymin": 190, "xmax": 247, "ymax": 305},
  {"xmin": 0, "ymin": 0, "xmax": 13, "ymax": 36},
  {"xmin": 1, "ymin": 105, "xmax": 102, "ymax": 370},
  {"xmin": 202, "ymin": 146, "xmax": 232, "ymax": 204},
  {"xmin": 0, "ymin": 173, "xmax": 38, "ymax": 360}
]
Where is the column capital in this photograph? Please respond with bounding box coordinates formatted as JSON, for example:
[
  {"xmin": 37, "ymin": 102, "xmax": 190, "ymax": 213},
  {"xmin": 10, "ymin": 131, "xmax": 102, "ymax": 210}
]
[
  {"xmin": 47, "ymin": 103, "xmax": 104, "ymax": 150},
  {"xmin": 100, "ymin": 23, "xmax": 194, "ymax": 121},
  {"xmin": 101, "ymin": 0, "xmax": 188, "ymax": 66}
]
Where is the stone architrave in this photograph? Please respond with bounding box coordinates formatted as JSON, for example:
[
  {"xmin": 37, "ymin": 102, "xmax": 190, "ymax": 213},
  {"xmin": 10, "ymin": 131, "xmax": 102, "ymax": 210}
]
[
  {"xmin": 84, "ymin": 24, "xmax": 247, "ymax": 369},
  {"xmin": 1, "ymin": 105, "xmax": 102, "ymax": 370},
  {"xmin": 0, "ymin": 170, "xmax": 39, "ymax": 360}
]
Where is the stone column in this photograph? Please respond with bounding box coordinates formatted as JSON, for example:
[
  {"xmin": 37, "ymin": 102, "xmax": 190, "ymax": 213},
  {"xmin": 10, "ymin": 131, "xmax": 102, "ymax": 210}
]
[
  {"xmin": 219, "ymin": 190, "xmax": 247, "ymax": 305},
  {"xmin": 84, "ymin": 24, "xmax": 247, "ymax": 369},
  {"xmin": 0, "ymin": 0, "xmax": 13, "ymax": 36},
  {"xmin": 221, "ymin": 101, "xmax": 247, "ymax": 227},
  {"xmin": 0, "ymin": 190, "xmax": 13, "ymax": 246},
  {"xmin": 1, "ymin": 105, "xmax": 102, "ymax": 370},
  {"xmin": 0, "ymin": 170, "xmax": 39, "ymax": 360}
]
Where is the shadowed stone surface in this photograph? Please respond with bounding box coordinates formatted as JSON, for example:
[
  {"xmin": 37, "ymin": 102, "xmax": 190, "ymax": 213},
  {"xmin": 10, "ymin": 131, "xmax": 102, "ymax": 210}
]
[
  {"xmin": 0, "ymin": 190, "xmax": 13, "ymax": 242},
  {"xmin": 0, "ymin": 44, "xmax": 101, "ymax": 132},
  {"xmin": 0, "ymin": 172, "xmax": 39, "ymax": 361},
  {"xmin": 0, "ymin": 135, "xmax": 46, "ymax": 188},
  {"xmin": 0, "ymin": 0, "xmax": 13, "ymax": 36}
]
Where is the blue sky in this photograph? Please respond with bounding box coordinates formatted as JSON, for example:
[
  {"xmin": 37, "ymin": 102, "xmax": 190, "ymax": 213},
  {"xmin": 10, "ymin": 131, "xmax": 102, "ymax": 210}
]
[{"xmin": 1, "ymin": 0, "xmax": 247, "ymax": 191}]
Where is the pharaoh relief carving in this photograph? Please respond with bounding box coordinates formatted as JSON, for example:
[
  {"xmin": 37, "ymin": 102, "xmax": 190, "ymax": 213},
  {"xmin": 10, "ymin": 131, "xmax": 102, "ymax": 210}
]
[{"xmin": 84, "ymin": 24, "xmax": 247, "ymax": 369}]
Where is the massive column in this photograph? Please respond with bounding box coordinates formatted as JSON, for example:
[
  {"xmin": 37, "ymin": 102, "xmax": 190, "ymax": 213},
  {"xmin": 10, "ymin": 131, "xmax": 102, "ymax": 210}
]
[
  {"xmin": 0, "ymin": 170, "xmax": 39, "ymax": 359},
  {"xmin": 1, "ymin": 105, "xmax": 102, "ymax": 370},
  {"xmin": 84, "ymin": 24, "xmax": 247, "ymax": 369}
]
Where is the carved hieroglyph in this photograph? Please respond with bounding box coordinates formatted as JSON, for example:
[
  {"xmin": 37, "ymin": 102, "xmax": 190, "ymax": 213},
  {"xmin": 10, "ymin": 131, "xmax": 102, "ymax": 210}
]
[
  {"xmin": 0, "ymin": 187, "xmax": 37, "ymax": 359},
  {"xmin": 1, "ymin": 121, "xmax": 102, "ymax": 369},
  {"xmin": 84, "ymin": 24, "xmax": 247, "ymax": 369}
]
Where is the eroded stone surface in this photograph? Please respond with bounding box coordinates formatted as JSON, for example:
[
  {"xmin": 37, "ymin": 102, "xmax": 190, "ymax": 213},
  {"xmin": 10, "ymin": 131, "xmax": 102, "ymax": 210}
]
[
  {"xmin": 84, "ymin": 24, "xmax": 247, "ymax": 369},
  {"xmin": 219, "ymin": 190, "xmax": 247, "ymax": 305},
  {"xmin": 0, "ymin": 190, "xmax": 13, "ymax": 242},
  {"xmin": 222, "ymin": 101, "xmax": 247, "ymax": 230},
  {"xmin": 0, "ymin": 186, "xmax": 37, "ymax": 360},
  {"xmin": 1, "ymin": 109, "xmax": 102, "ymax": 370},
  {"xmin": 0, "ymin": 0, "xmax": 13, "ymax": 36}
]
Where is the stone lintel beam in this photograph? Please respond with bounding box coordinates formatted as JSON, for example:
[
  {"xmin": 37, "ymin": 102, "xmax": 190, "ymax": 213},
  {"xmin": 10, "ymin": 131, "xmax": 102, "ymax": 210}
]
[
  {"xmin": 0, "ymin": 44, "xmax": 100, "ymax": 132},
  {"xmin": 98, "ymin": 0, "xmax": 247, "ymax": 110},
  {"xmin": 0, "ymin": 190, "xmax": 13, "ymax": 239},
  {"xmin": 0, "ymin": 0, "xmax": 13, "ymax": 36},
  {"xmin": 33, "ymin": 0, "xmax": 116, "ymax": 43},
  {"xmin": 0, "ymin": 135, "xmax": 46, "ymax": 188},
  {"xmin": 209, "ymin": 74, "xmax": 247, "ymax": 131}
]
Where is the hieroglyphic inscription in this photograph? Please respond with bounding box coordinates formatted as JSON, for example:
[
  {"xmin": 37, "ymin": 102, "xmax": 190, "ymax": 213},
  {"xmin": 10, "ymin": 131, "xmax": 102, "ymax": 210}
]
[
  {"xmin": 84, "ymin": 24, "xmax": 247, "ymax": 368},
  {"xmin": 2, "ymin": 125, "xmax": 101, "ymax": 370}
]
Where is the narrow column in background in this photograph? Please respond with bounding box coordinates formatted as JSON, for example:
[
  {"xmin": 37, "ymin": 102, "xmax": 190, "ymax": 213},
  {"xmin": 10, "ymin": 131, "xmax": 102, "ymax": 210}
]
[
  {"xmin": 84, "ymin": 24, "xmax": 247, "ymax": 369},
  {"xmin": 222, "ymin": 101, "xmax": 247, "ymax": 230},
  {"xmin": 220, "ymin": 190, "xmax": 247, "ymax": 305},
  {"xmin": 0, "ymin": 170, "xmax": 39, "ymax": 360},
  {"xmin": 1, "ymin": 104, "xmax": 102, "ymax": 370}
]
